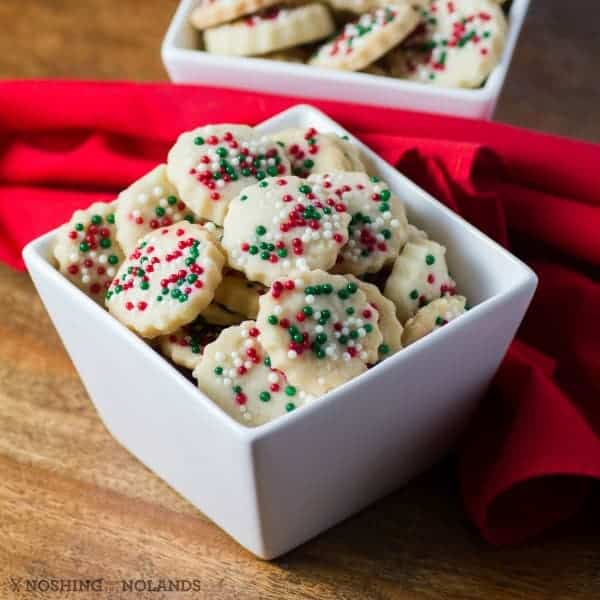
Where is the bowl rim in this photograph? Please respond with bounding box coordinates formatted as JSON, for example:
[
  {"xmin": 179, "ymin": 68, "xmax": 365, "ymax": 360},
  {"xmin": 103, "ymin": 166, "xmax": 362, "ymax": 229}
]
[{"xmin": 23, "ymin": 103, "xmax": 538, "ymax": 444}]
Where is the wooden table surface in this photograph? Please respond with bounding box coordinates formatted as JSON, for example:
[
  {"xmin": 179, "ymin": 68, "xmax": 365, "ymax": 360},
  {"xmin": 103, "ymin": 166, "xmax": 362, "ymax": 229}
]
[{"xmin": 1, "ymin": 1, "xmax": 599, "ymax": 599}]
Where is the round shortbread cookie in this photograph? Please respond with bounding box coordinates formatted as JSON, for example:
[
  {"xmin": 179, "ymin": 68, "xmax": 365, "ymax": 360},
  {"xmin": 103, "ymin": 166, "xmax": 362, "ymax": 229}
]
[
  {"xmin": 204, "ymin": 4, "xmax": 335, "ymax": 56},
  {"xmin": 222, "ymin": 176, "xmax": 351, "ymax": 285},
  {"xmin": 105, "ymin": 222, "xmax": 225, "ymax": 338},
  {"xmin": 190, "ymin": 0, "xmax": 280, "ymax": 30},
  {"xmin": 115, "ymin": 165, "xmax": 200, "ymax": 255},
  {"xmin": 326, "ymin": 0, "xmax": 426, "ymax": 15},
  {"xmin": 158, "ymin": 320, "xmax": 223, "ymax": 370},
  {"xmin": 167, "ymin": 125, "xmax": 290, "ymax": 226},
  {"xmin": 402, "ymin": 294, "xmax": 466, "ymax": 345},
  {"xmin": 272, "ymin": 127, "xmax": 366, "ymax": 177},
  {"xmin": 388, "ymin": 0, "xmax": 508, "ymax": 88},
  {"xmin": 384, "ymin": 237, "xmax": 456, "ymax": 324},
  {"xmin": 213, "ymin": 271, "xmax": 267, "ymax": 318},
  {"xmin": 201, "ymin": 302, "xmax": 245, "ymax": 326},
  {"xmin": 193, "ymin": 321, "xmax": 315, "ymax": 426},
  {"xmin": 256, "ymin": 270, "xmax": 383, "ymax": 395},
  {"xmin": 345, "ymin": 275, "xmax": 403, "ymax": 360},
  {"xmin": 310, "ymin": 5, "xmax": 420, "ymax": 71},
  {"xmin": 308, "ymin": 172, "xmax": 408, "ymax": 275},
  {"xmin": 53, "ymin": 201, "xmax": 124, "ymax": 304}
]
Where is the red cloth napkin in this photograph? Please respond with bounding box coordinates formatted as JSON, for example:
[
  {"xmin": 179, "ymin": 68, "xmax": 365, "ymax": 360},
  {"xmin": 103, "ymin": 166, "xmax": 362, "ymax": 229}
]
[{"xmin": 1, "ymin": 80, "xmax": 599, "ymax": 545}]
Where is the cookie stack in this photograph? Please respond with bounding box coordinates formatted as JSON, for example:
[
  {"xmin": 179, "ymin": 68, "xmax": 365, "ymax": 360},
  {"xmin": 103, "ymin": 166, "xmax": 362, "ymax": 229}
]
[
  {"xmin": 53, "ymin": 125, "xmax": 467, "ymax": 427},
  {"xmin": 190, "ymin": 0, "xmax": 509, "ymax": 88}
]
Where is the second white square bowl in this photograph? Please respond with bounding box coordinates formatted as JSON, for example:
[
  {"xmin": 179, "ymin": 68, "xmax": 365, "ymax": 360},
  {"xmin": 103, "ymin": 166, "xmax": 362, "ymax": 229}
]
[
  {"xmin": 23, "ymin": 104, "xmax": 537, "ymax": 559},
  {"xmin": 162, "ymin": 0, "xmax": 530, "ymax": 119}
]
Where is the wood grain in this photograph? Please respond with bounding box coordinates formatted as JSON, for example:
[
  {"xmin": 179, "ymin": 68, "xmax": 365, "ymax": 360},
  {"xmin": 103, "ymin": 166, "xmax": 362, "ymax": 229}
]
[{"xmin": 1, "ymin": 1, "xmax": 600, "ymax": 598}]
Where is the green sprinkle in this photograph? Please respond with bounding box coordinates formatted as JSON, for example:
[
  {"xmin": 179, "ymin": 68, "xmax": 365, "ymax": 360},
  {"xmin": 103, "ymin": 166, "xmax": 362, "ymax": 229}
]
[
  {"xmin": 108, "ymin": 254, "xmax": 119, "ymax": 265},
  {"xmin": 378, "ymin": 343, "xmax": 389, "ymax": 355},
  {"xmin": 382, "ymin": 229, "xmax": 391, "ymax": 239},
  {"xmin": 260, "ymin": 251, "xmax": 270, "ymax": 260},
  {"xmin": 379, "ymin": 189, "xmax": 391, "ymax": 201},
  {"xmin": 338, "ymin": 289, "xmax": 349, "ymax": 300},
  {"xmin": 346, "ymin": 307, "xmax": 355, "ymax": 315},
  {"xmin": 338, "ymin": 335, "xmax": 348, "ymax": 345},
  {"xmin": 100, "ymin": 238, "xmax": 111, "ymax": 249},
  {"xmin": 425, "ymin": 254, "xmax": 436, "ymax": 265},
  {"xmin": 187, "ymin": 273, "xmax": 198, "ymax": 283},
  {"xmin": 171, "ymin": 288, "xmax": 181, "ymax": 298},
  {"xmin": 240, "ymin": 194, "xmax": 248, "ymax": 202},
  {"xmin": 277, "ymin": 248, "xmax": 287, "ymax": 258},
  {"xmin": 364, "ymin": 323, "xmax": 373, "ymax": 333},
  {"xmin": 299, "ymin": 184, "xmax": 311, "ymax": 194},
  {"xmin": 155, "ymin": 206, "xmax": 165, "ymax": 217},
  {"xmin": 233, "ymin": 385, "xmax": 242, "ymax": 394},
  {"xmin": 264, "ymin": 356, "xmax": 271, "ymax": 367},
  {"xmin": 303, "ymin": 159, "xmax": 314, "ymax": 169},
  {"xmin": 259, "ymin": 391, "xmax": 271, "ymax": 402},
  {"xmin": 255, "ymin": 170, "xmax": 266, "ymax": 180},
  {"xmin": 316, "ymin": 333, "xmax": 327, "ymax": 345},
  {"xmin": 267, "ymin": 166, "xmax": 278, "ymax": 177},
  {"xmin": 302, "ymin": 306, "xmax": 313, "ymax": 316},
  {"xmin": 259, "ymin": 180, "xmax": 269, "ymax": 188},
  {"xmin": 370, "ymin": 175, "xmax": 380, "ymax": 183},
  {"xmin": 249, "ymin": 245, "xmax": 259, "ymax": 255},
  {"xmin": 79, "ymin": 242, "xmax": 89, "ymax": 252},
  {"xmin": 256, "ymin": 225, "xmax": 267, "ymax": 236},
  {"xmin": 409, "ymin": 289, "xmax": 419, "ymax": 300},
  {"xmin": 268, "ymin": 315, "xmax": 278, "ymax": 325},
  {"xmin": 347, "ymin": 282, "xmax": 357, "ymax": 294},
  {"xmin": 75, "ymin": 223, "xmax": 84, "ymax": 231},
  {"xmin": 285, "ymin": 386, "xmax": 296, "ymax": 397},
  {"xmin": 106, "ymin": 214, "xmax": 115, "ymax": 224},
  {"xmin": 184, "ymin": 215, "xmax": 194, "ymax": 223},
  {"xmin": 435, "ymin": 316, "xmax": 446, "ymax": 326},
  {"xmin": 91, "ymin": 215, "xmax": 102, "ymax": 225},
  {"xmin": 194, "ymin": 136, "xmax": 204, "ymax": 145},
  {"xmin": 216, "ymin": 146, "xmax": 228, "ymax": 157},
  {"xmin": 285, "ymin": 402, "xmax": 296, "ymax": 412},
  {"xmin": 322, "ymin": 283, "xmax": 333, "ymax": 295},
  {"xmin": 140, "ymin": 281, "xmax": 149, "ymax": 290}
]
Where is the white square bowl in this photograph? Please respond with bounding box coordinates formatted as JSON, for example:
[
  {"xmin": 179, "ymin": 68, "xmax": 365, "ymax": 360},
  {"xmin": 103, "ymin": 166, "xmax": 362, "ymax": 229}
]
[
  {"xmin": 162, "ymin": 0, "xmax": 530, "ymax": 120},
  {"xmin": 23, "ymin": 104, "xmax": 537, "ymax": 559}
]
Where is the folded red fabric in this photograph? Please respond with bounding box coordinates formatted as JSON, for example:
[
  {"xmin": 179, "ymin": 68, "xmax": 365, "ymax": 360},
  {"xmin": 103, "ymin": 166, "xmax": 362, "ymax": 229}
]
[{"xmin": 1, "ymin": 81, "xmax": 598, "ymax": 545}]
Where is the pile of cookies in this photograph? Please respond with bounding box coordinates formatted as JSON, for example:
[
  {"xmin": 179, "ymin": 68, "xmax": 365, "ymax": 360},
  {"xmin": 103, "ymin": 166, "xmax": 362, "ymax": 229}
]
[
  {"xmin": 190, "ymin": 0, "xmax": 509, "ymax": 88},
  {"xmin": 53, "ymin": 125, "xmax": 467, "ymax": 427}
]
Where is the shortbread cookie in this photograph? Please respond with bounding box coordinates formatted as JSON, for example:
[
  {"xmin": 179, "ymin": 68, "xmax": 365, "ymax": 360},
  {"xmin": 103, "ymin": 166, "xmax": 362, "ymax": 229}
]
[
  {"xmin": 53, "ymin": 201, "xmax": 124, "ymax": 303},
  {"xmin": 213, "ymin": 271, "xmax": 266, "ymax": 318},
  {"xmin": 326, "ymin": 0, "xmax": 425, "ymax": 15},
  {"xmin": 193, "ymin": 321, "xmax": 315, "ymax": 426},
  {"xmin": 272, "ymin": 128, "xmax": 366, "ymax": 177},
  {"xmin": 402, "ymin": 294, "xmax": 466, "ymax": 345},
  {"xmin": 345, "ymin": 275, "xmax": 402, "ymax": 360},
  {"xmin": 406, "ymin": 223, "xmax": 428, "ymax": 243},
  {"xmin": 158, "ymin": 320, "xmax": 223, "ymax": 370},
  {"xmin": 105, "ymin": 222, "xmax": 225, "ymax": 338},
  {"xmin": 222, "ymin": 176, "xmax": 351, "ymax": 285},
  {"xmin": 384, "ymin": 237, "xmax": 456, "ymax": 323},
  {"xmin": 204, "ymin": 4, "xmax": 335, "ymax": 56},
  {"xmin": 190, "ymin": 0, "xmax": 280, "ymax": 30},
  {"xmin": 115, "ymin": 165, "xmax": 199, "ymax": 255},
  {"xmin": 389, "ymin": 0, "xmax": 508, "ymax": 88},
  {"xmin": 167, "ymin": 125, "xmax": 290, "ymax": 226},
  {"xmin": 256, "ymin": 270, "xmax": 383, "ymax": 395},
  {"xmin": 201, "ymin": 302, "xmax": 245, "ymax": 326},
  {"xmin": 308, "ymin": 172, "xmax": 408, "ymax": 275},
  {"xmin": 310, "ymin": 5, "xmax": 420, "ymax": 71}
]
